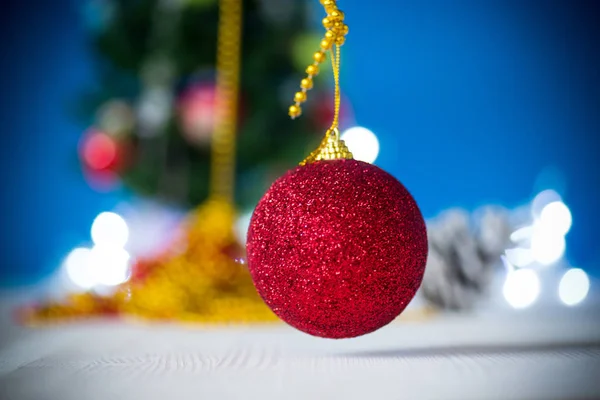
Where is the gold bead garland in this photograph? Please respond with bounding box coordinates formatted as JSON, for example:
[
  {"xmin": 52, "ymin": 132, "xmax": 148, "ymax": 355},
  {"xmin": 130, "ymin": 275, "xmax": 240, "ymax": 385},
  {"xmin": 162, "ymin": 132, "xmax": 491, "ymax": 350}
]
[
  {"xmin": 295, "ymin": 0, "xmax": 353, "ymax": 165},
  {"xmin": 20, "ymin": 0, "xmax": 280, "ymax": 326},
  {"xmin": 288, "ymin": 0, "xmax": 349, "ymax": 120},
  {"xmin": 210, "ymin": 0, "xmax": 242, "ymax": 203}
]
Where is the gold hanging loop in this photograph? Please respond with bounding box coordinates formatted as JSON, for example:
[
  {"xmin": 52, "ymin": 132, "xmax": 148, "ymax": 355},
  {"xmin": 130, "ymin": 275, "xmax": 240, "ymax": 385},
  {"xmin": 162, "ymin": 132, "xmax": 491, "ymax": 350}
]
[{"xmin": 300, "ymin": 127, "xmax": 353, "ymax": 166}]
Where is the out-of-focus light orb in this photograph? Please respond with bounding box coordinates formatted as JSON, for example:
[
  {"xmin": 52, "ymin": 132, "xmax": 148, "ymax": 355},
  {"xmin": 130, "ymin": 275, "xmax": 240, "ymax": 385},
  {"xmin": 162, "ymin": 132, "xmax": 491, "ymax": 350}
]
[
  {"xmin": 341, "ymin": 126, "xmax": 379, "ymax": 164},
  {"xmin": 121, "ymin": 203, "xmax": 184, "ymax": 259},
  {"xmin": 137, "ymin": 88, "xmax": 172, "ymax": 137},
  {"xmin": 531, "ymin": 189, "xmax": 562, "ymax": 218},
  {"xmin": 97, "ymin": 99, "xmax": 135, "ymax": 137},
  {"xmin": 235, "ymin": 210, "xmax": 253, "ymax": 245},
  {"xmin": 81, "ymin": 130, "xmax": 118, "ymax": 171},
  {"xmin": 505, "ymin": 247, "xmax": 534, "ymax": 268},
  {"xmin": 539, "ymin": 201, "xmax": 572, "ymax": 236},
  {"xmin": 559, "ymin": 268, "xmax": 590, "ymax": 306},
  {"xmin": 64, "ymin": 248, "xmax": 95, "ymax": 289},
  {"xmin": 530, "ymin": 228, "xmax": 566, "ymax": 265},
  {"xmin": 503, "ymin": 269, "xmax": 540, "ymax": 309},
  {"xmin": 88, "ymin": 245, "xmax": 131, "ymax": 286},
  {"xmin": 91, "ymin": 212, "xmax": 129, "ymax": 247},
  {"xmin": 510, "ymin": 225, "xmax": 534, "ymax": 243}
]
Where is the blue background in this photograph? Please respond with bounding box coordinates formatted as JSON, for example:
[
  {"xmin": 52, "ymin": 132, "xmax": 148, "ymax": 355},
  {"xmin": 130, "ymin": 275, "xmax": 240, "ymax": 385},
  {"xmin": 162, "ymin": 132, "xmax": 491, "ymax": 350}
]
[{"xmin": 0, "ymin": 0, "xmax": 598, "ymax": 285}]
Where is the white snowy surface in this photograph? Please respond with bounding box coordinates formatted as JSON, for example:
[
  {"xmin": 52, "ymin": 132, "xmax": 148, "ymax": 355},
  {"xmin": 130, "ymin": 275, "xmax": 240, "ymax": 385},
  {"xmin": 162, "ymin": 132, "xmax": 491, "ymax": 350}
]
[{"xmin": 0, "ymin": 303, "xmax": 599, "ymax": 400}]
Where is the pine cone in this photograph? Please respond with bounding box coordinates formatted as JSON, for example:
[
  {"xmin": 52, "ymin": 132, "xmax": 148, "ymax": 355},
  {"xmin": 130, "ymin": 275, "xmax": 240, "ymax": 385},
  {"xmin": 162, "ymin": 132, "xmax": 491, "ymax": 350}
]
[{"xmin": 420, "ymin": 207, "xmax": 512, "ymax": 310}]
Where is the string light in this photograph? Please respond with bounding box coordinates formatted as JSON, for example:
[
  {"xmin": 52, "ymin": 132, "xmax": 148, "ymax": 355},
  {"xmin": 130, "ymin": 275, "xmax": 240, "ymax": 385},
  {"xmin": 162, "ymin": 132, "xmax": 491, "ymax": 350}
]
[
  {"xmin": 341, "ymin": 127, "xmax": 380, "ymax": 163},
  {"xmin": 64, "ymin": 248, "xmax": 95, "ymax": 290},
  {"xmin": 531, "ymin": 189, "xmax": 562, "ymax": 218},
  {"xmin": 530, "ymin": 228, "xmax": 565, "ymax": 265},
  {"xmin": 65, "ymin": 212, "xmax": 132, "ymax": 289},
  {"xmin": 559, "ymin": 268, "xmax": 590, "ymax": 306},
  {"xmin": 91, "ymin": 212, "xmax": 129, "ymax": 248},
  {"xmin": 88, "ymin": 245, "xmax": 131, "ymax": 287},
  {"xmin": 504, "ymin": 247, "xmax": 534, "ymax": 268},
  {"xmin": 507, "ymin": 192, "xmax": 572, "ymax": 268},
  {"xmin": 503, "ymin": 268, "xmax": 540, "ymax": 309},
  {"xmin": 539, "ymin": 201, "xmax": 572, "ymax": 236}
]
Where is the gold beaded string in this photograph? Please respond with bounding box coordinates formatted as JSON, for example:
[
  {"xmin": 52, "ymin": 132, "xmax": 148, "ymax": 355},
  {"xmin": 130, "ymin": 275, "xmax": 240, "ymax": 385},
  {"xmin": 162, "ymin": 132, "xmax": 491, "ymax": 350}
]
[
  {"xmin": 289, "ymin": 0, "xmax": 349, "ymax": 131},
  {"xmin": 297, "ymin": 1, "xmax": 353, "ymax": 165},
  {"xmin": 210, "ymin": 0, "xmax": 242, "ymax": 203}
]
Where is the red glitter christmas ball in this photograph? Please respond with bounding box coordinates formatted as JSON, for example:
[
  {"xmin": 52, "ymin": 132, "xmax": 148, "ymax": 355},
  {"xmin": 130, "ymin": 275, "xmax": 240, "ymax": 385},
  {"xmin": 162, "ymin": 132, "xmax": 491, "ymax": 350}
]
[{"xmin": 247, "ymin": 159, "xmax": 428, "ymax": 338}]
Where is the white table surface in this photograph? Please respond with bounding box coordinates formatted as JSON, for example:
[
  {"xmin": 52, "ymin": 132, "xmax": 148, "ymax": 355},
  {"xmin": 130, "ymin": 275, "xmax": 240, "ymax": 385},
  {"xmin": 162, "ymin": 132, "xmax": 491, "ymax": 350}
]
[{"xmin": 1, "ymin": 304, "xmax": 599, "ymax": 400}]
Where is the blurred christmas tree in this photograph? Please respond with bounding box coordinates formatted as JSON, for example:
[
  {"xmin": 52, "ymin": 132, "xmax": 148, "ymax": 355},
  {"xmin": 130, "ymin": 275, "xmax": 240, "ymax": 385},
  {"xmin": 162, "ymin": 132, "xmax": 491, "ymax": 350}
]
[{"xmin": 79, "ymin": 0, "xmax": 331, "ymax": 208}]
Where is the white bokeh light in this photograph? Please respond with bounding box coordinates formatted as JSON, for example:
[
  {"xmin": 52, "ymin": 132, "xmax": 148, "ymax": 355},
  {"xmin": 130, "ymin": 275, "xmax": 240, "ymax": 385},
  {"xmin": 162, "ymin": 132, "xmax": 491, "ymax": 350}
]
[
  {"xmin": 88, "ymin": 245, "xmax": 131, "ymax": 286},
  {"xmin": 539, "ymin": 201, "xmax": 572, "ymax": 236},
  {"xmin": 530, "ymin": 228, "xmax": 566, "ymax": 265},
  {"xmin": 235, "ymin": 210, "xmax": 253, "ymax": 245},
  {"xmin": 64, "ymin": 247, "xmax": 95, "ymax": 289},
  {"xmin": 531, "ymin": 189, "xmax": 562, "ymax": 218},
  {"xmin": 559, "ymin": 268, "xmax": 590, "ymax": 306},
  {"xmin": 503, "ymin": 269, "xmax": 540, "ymax": 309},
  {"xmin": 510, "ymin": 225, "xmax": 534, "ymax": 243},
  {"xmin": 91, "ymin": 212, "xmax": 129, "ymax": 248},
  {"xmin": 504, "ymin": 247, "xmax": 534, "ymax": 268},
  {"xmin": 137, "ymin": 88, "xmax": 172, "ymax": 136},
  {"xmin": 341, "ymin": 126, "xmax": 380, "ymax": 164}
]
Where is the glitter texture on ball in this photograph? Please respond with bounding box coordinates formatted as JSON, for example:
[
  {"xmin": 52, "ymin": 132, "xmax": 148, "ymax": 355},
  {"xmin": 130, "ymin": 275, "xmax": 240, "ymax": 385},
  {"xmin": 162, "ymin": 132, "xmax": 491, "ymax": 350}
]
[{"xmin": 247, "ymin": 159, "xmax": 428, "ymax": 338}]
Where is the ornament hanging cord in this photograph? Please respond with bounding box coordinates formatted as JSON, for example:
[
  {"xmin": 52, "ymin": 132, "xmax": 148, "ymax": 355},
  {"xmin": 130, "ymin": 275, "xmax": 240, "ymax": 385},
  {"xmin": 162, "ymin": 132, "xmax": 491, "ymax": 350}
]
[
  {"xmin": 291, "ymin": 0, "xmax": 352, "ymax": 165},
  {"xmin": 330, "ymin": 44, "xmax": 341, "ymax": 131},
  {"xmin": 289, "ymin": 0, "xmax": 348, "ymax": 133}
]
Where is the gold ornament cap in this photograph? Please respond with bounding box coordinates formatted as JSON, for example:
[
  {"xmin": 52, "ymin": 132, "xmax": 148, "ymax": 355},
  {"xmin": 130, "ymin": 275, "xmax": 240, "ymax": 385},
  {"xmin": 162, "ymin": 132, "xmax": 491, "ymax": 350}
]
[{"xmin": 300, "ymin": 128, "xmax": 353, "ymax": 166}]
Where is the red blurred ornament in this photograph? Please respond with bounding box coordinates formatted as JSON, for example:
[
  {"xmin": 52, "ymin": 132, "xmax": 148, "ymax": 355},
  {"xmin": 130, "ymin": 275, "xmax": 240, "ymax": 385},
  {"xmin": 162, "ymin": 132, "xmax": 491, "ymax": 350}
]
[
  {"xmin": 177, "ymin": 82, "xmax": 246, "ymax": 145},
  {"xmin": 80, "ymin": 128, "xmax": 131, "ymax": 191},
  {"xmin": 177, "ymin": 83, "xmax": 217, "ymax": 145},
  {"xmin": 81, "ymin": 129, "xmax": 118, "ymax": 171},
  {"xmin": 247, "ymin": 159, "xmax": 428, "ymax": 338}
]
